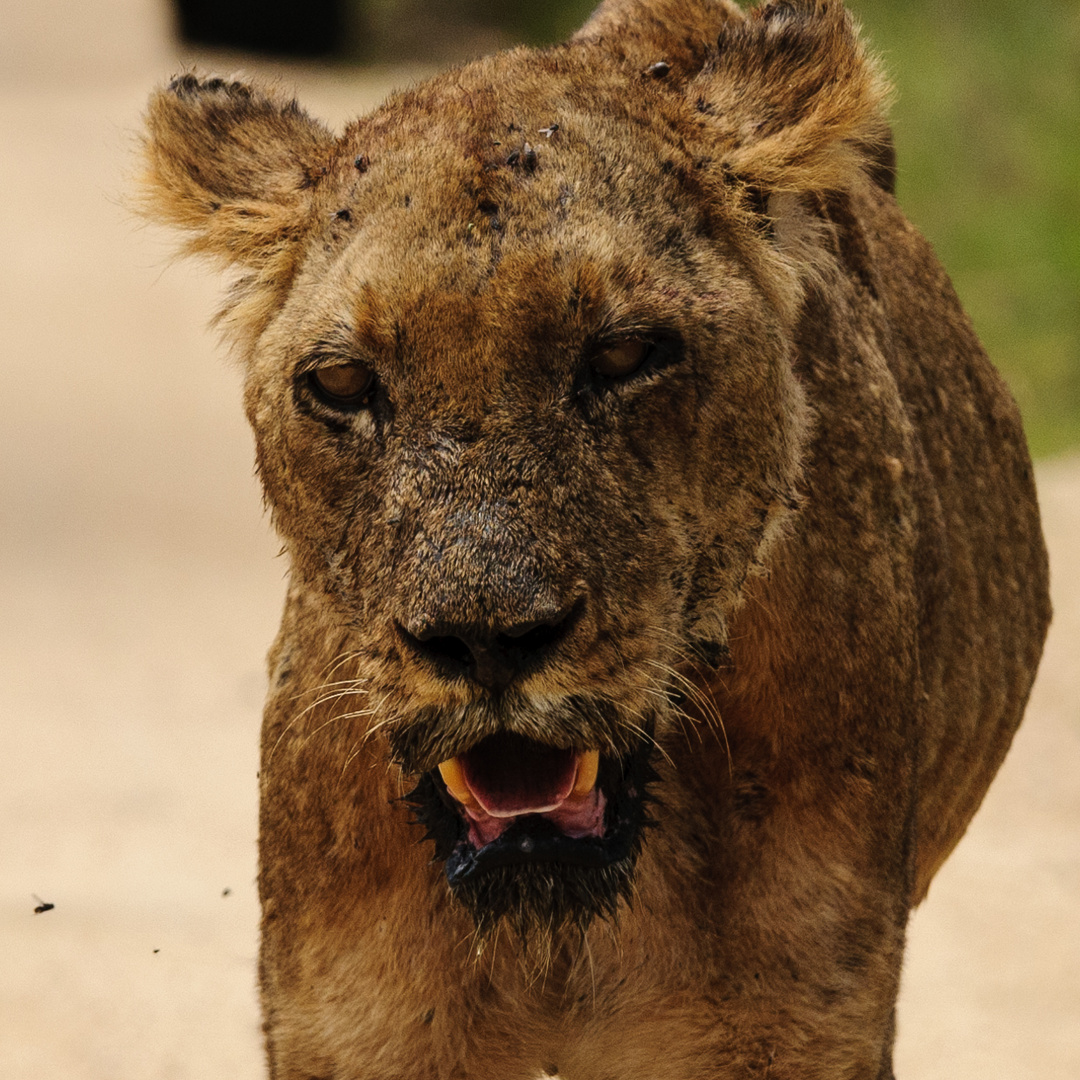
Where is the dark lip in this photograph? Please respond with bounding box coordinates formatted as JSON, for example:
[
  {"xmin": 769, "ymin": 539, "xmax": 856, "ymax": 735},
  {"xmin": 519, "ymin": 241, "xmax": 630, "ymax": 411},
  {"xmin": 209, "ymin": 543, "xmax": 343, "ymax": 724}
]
[
  {"xmin": 403, "ymin": 728, "xmax": 659, "ymax": 891},
  {"xmin": 445, "ymin": 815, "xmax": 629, "ymax": 886}
]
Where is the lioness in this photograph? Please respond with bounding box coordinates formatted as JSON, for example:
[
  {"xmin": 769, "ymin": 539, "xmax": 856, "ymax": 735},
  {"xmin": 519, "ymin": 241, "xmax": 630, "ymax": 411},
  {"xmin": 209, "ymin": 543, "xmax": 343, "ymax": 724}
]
[{"xmin": 141, "ymin": 0, "xmax": 1050, "ymax": 1075}]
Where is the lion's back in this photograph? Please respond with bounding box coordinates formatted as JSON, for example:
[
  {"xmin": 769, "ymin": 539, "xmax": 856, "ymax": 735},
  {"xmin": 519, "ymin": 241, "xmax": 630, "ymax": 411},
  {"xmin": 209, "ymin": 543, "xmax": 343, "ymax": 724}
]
[{"xmin": 856, "ymin": 181, "xmax": 1051, "ymax": 894}]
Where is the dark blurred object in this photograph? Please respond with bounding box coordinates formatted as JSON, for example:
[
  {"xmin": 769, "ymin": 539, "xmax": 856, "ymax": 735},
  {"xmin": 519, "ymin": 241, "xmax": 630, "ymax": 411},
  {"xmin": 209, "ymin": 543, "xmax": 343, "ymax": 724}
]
[
  {"xmin": 171, "ymin": 0, "xmax": 598, "ymax": 63},
  {"xmin": 174, "ymin": 0, "xmax": 346, "ymax": 57}
]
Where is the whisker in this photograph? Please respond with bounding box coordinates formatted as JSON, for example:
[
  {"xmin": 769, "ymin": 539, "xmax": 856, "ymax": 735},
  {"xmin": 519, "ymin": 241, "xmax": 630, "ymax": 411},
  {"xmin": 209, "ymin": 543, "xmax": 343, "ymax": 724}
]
[
  {"xmin": 266, "ymin": 685, "xmax": 373, "ymax": 765},
  {"xmin": 286, "ymin": 649, "xmax": 369, "ymax": 701},
  {"xmin": 357, "ymin": 700, "xmax": 399, "ymax": 746},
  {"xmin": 340, "ymin": 741, "xmax": 364, "ymax": 776},
  {"xmin": 585, "ymin": 690, "xmax": 675, "ymax": 771},
  {"xmin": 641, "ymin": 658, "xmax": 732, "ymax": 775},
  {"xmin": 297, "ymin": 706, "xmax": 379, "ymax": 750},
  {"xmin": 288, "ymin": 677, "xmax": 371, "ymax": 702},
  {"xmin": 599, "ymin": 641, "xmax": 679, "ymax": 769}
]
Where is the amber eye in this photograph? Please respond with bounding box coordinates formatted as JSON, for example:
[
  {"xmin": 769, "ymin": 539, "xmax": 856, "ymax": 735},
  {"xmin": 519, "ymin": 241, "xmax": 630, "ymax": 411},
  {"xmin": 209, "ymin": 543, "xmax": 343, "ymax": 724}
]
[
  {"xmin": 308, "ymin": 361, "xmax": 375, "ymax": 409},
  {"xmin": 590, "ymin": 338, "xmax": 652, "ymax": 379}
]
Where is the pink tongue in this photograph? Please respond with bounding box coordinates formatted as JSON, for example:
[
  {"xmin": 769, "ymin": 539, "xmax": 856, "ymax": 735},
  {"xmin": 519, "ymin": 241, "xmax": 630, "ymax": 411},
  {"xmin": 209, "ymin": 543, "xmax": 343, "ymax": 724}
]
[{"xmin": 460, "ymin": 733, "xmax": 578, "ymax": 817}]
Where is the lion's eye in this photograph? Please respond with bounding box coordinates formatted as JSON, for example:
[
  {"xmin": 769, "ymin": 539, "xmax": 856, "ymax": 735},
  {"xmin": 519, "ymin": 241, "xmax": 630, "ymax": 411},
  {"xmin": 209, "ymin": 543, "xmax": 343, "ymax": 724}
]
[
  {"xmin": 308, "ymin": 361, "xmax": 375, "ymax": 409},
  {"xmin": 590, "ymin": 338, "xmax": 652, "ymax": 379}
]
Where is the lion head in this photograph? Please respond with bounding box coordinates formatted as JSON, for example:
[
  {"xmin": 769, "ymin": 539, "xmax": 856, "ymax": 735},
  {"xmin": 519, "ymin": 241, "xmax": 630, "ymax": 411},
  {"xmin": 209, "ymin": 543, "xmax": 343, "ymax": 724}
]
[{"xmin": 142, "ymin": 1, "xmax": 895, "ymax": 948}]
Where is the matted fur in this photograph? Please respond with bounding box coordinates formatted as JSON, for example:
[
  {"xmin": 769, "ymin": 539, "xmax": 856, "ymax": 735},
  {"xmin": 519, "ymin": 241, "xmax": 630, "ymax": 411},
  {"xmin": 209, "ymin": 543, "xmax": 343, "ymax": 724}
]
[{"xmin": 140, "ymin": 1, "xmax": 1049, "ymax": 1076}]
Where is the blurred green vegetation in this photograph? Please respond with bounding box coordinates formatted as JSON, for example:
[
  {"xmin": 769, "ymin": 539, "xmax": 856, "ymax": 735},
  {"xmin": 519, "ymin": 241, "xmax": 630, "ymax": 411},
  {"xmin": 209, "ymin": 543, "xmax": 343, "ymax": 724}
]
[
  {"xmin": 848, "ymin": 0, "xmax": 1080, "ymax": 457},
  {"xmin": 354, "ymin": 0, "xmax": 1079, "ymax": 458}
]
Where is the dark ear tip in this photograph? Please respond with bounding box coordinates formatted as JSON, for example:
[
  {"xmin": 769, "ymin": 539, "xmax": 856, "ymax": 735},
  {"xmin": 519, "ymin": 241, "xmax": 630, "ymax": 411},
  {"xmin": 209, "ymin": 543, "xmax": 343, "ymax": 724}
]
[
  {"xmin": 760, "ymin": 0, "xmax": 800, "ymax": 21},
  {"xmin": 166, "ymin": 72, "xmax": 253, "ymax": 102},
  {"xmin": 165, "ymin": 73, "xmax": 194, "ymax": 97},
  {"xmin": 755, "ymin": 0, "xmax": 840, "ymax": 26}
]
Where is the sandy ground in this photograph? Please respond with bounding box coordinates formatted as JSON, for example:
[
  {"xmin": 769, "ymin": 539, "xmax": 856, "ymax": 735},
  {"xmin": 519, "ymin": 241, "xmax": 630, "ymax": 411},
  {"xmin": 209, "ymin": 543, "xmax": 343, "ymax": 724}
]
[{"xmin": 1, "ymin": 1, "xmax": 1077, "ymax": 1076}]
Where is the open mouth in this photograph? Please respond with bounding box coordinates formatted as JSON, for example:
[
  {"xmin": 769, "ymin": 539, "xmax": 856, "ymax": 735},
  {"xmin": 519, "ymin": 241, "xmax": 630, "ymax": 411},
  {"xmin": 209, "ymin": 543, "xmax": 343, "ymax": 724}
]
[
  {"xmin": 439, "ymin": 736, "xmax": 602, "ymax": 844},
  {"xmin": 404, "ymin": 727, "xmax": 657, "ymax": 936}
]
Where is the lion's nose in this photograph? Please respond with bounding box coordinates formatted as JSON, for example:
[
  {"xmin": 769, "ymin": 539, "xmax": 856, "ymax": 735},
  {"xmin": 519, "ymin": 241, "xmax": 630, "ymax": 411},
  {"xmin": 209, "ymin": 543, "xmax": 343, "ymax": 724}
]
[{"xmin": 395, "ymin": 601, "xmax": 583, "ymax": 690}]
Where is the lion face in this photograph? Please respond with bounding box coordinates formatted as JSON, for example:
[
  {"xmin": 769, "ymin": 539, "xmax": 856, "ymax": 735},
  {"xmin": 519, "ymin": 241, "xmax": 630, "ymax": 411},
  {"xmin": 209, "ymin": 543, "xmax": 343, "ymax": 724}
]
[
  {"xmin": 235, "ymin": 69, "xmax": 811, "ymax": 934},
  {"xmin": 141, "ymin": 2, "xmax": 891, "ymax": 939}
]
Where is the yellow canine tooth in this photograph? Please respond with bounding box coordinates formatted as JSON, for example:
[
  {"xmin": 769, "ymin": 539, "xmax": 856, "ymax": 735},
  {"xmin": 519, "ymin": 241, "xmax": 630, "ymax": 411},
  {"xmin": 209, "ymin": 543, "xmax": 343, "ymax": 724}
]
[
  {"xmin": 572, "ymin": 749, "xmax": 600, "ymax": 797},
  {"xmin": 437, "ymin": 758, "xmax": 478, "ymax": 808}
]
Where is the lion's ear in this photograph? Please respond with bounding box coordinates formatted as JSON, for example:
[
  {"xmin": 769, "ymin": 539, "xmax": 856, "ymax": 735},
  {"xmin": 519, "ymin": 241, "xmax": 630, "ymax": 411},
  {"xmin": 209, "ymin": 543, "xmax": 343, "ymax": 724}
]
[
  {"xmin": 141, "ymin": 74, "xmax": 336, "ymax": 269},
  {"xmin": 694, "ymin": 0, "xmax": 891, "ymax": 193},
  {"xmin": 571, "ymin": 0, "xmax": 744, "ymax": 80}
]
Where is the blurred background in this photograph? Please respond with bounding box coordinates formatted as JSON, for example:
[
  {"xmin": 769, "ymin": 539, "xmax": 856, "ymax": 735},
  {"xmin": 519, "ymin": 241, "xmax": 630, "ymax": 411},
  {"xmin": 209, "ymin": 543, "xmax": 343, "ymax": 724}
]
[
  {"xmin": 1, "ymin": 1, "xmax": 1077, "ymax": 1078},
  {"xmin": 167, "ymin": 0, "xmax": 1080, "ymax": 458}
]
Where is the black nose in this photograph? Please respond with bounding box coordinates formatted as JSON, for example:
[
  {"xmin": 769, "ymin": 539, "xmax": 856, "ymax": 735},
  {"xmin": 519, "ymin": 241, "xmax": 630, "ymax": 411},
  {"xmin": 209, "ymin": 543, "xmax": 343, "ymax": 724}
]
[{"xmin": 395, "ymin": 601, "xmax": 583, "ymax": 689}]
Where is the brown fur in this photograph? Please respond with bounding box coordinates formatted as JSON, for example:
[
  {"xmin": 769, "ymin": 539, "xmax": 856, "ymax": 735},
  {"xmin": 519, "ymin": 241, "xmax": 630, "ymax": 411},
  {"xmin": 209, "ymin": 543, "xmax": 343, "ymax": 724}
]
[{"xmin": 140, "ymin": 1, "xmax": 1050, "ymax": 1076}]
